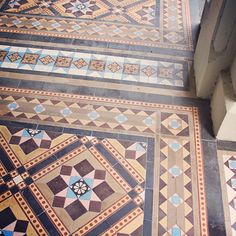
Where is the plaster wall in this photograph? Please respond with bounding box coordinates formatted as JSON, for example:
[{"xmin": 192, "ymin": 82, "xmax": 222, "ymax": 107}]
[
  {"xmin": 231, "ymin": 55, "xmax": 236, "ymax": 94},
  {"xmin": 194, "ymin": 0, "xmax": 236, "ymax": 98}
]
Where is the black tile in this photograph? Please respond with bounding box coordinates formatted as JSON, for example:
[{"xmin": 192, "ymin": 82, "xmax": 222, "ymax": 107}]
[
  {"xmin": 24, "ymin": 177, "xmax": 33, "ymax": 185},
  {"xmin": 27, "ymin": 155, "xmax": 57, "ymax": 175},
  {"xmin": 14, "ymin": 220, "xmax": 28, "ymax": 232},
  {"xmin": 106, "ymin": 201, "xmax": 136, "ymax": 226},
  {"xmin": 118, "ymin": 133, "xmax": 147, "ymax": 143},
  {"xmin": 202, "ymin": 140, "xmax": 226, "ymax": 235},
  {"xmin": 94, "ymin": 87, "xmax": 121, "ymax": 99},
  {"xmin": 54, "ymin": 140, "xmax": 82, "ymax": 159},
  {"xmin": 147, "ymin": 138, "xmax": 155, "ymax": 163},
  {"xmin": 17, "ymin": 166, "xmax": 26, "ymax": 174},
  {"xmin": 10, "ymin": 185, "xmax": 19, "ymax": 195},
  {"xmin": 0, "ymin": 77, "xmax": 20, "ymax": 88},
  {"xmin": 18, "ymin": 80, "xmax": 45, "ymax": 90},
  {"xmin": 143, "ymin": 219, "xmax": 152, "ymax": 236},
  {"xmin": 92, "ymin": 131, "xmax": 119, "ymax": 140},
  {"xmin": 0, "ymin": 147, "xmax": 15, "ymax": 172},
  {"xmin": 144, "ymin": 189, "xmax": 153, "ymax": 221},
  {"xmin": 0, "ymin": 184, "xmax": 8, "ymax": 194},
  {"xmin": 0, "ymin": 120, "xmax": 38, "ymax": 129},
  {"xmin": 38, "ymin": 212, "xmax": 61, "ymax": 236},
  {"xmin": 0, "ymin": 207, "xmax": 16, "ymax": 228},
  {"xmin": 37, "ymin": 124, "xmax": 63, "ymax": 133},
  {"xmin": 2, "ymin": 174, "xmax": 11, "ymax": 182},
  {"xmin": 128, "ymin": 189, "xmax": 138, "ymax": 198},
  {"xmin": 86, "ymin": 220, "xmax": 111, "ymax": 236},
  {"xmin": 22, "ymin": 188, "xmax": 44, "ymax": 216},
  {"xmin": 217, "ymin": 140, "xmax": 236, "ymax": 151},
  {"xmin": 95, "ymin": 143, "xmax": 118, "ymax": 166},
  {"xmin": 62, "ymin": 127, "xmax": 92, "ymax": 136},
  {"xmin": 145, "ymin": 162, "xmax": 154, "ymax": 189},
  {"xmin": 113, "ymin": 163, "xmax": 138, "ymax": 188}
]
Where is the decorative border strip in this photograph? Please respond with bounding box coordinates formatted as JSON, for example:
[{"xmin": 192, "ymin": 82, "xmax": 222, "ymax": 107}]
[
  {"xmin": 32, "ymin": 145, "xmax": 87, "ymax": 181},
  {"xmin": 102, "ymin": 139, "xmax": 145, "ymax": 184},
  {"xmin": 193, "ymin": 107, "xmax": 209, "ymax": 236},
  {"xmin": 14, "ymin": 192, "xmax": 47, "ymax": 235},
  {"xmin": 24, "ymin": 135, "xmax": 78, "ymax": 169},
  {"xmin": 0, "ymin": 190, "xmax": 11, "ymax": 202},
  {"xmin": 101, "ymin": 207, "xmax": 143, "ymax": 236},
  {"xmin": 0, "ymin": 133, "xmax": 21, "ymax": 168},
  {"xmin": 29, "ymin": 184, "xmax": 69, "ymax": 235},
  {"xmin": 74, "ymin": 195, "xmax": 131, "ymax": 236},
  {"xmin": 0, "ymin": 161, "xmax": 7, "ymax": 176},
  {"xmin": 0, "ymin": 44, "xmax": 185, "ymax": 88},
  {"xmin": 89, "ymin": 146, "xmax": 132, "ymax": 192},
  {"xmin": 0, "ymin": 86, "xmax": 193, "ymax": 112},
  {"xmin": 0, "ymin": 0, "xmax": 193, "ymax": 52}
]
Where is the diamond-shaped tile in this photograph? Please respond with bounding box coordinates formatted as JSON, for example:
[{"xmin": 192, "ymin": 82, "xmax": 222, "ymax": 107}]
[
  {"xmin": 229, "ymin": 160, "xmax": 236, "ymax": 170},
  {"xmin": 169, "ymin": 119, "xmax": 181, "ymax": 129},
  {"xmin": 142, "ymin": 66, "xmax": 156, "ymax": 77},
  {"xmin": 88, "ymin": 111, "xmax": 100, "ymax": 121},
  {"xmin": 51, "ymin": 22, "xmax": 61, "ymax": 28},
  {"xmin": 169, "ymin": 194, "xmax": 183, "ymax": 207},
  {"xmin": 231, "ymin": 179, "xmax": 236, "ymax": 188},
  {"xmin": 7, "ymin": 102, "xmax": 19, "ymax": 111},
  {"xmin": 115, "ymin": 114, "xmax": 127, "ymax": 124},
  {"xmin": 13, "ymin": 19, "xmax": 21, "ymax": 25},
  {"xmin": 34, "ymin": 104, "xmax": 45, "ymax": 114},
  {"xmin": 32, "ymin": 21, "xmax": 41, "ymax": 27},
  {"xmin": 169, "ymin": 165, "xmax": 182, "ymax": 177},
  {"xmin": 143, "ymin": 117, "xmax": 153, "ymax": 126},
  {"xmin": 169, "ymin": 140, "xmax": 182, "ymax": 152},
  {"xmin": 60, "ymin": 107, "xmax": 72, "ymax": 117},
  {"xmin": 169, "ymin": 225, "xmax": 183, "ymax": 236}
]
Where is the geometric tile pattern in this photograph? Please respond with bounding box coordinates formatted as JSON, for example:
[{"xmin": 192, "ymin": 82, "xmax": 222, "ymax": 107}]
[
  {"xmin": 9, "ymin": 128, "xmax": 54, "ymax": 154},
  {"xmin": 1, "ymin": 0, "xmax": 156, "ymax": 26},
  {"xmin": 0, "ymin": 197, "xmax": 40, "ymax": 235},
  {"xmin": 158, "ymin": 137, "xmax": 194, "ymax": 235},
  {"xmin": 0, "ymin": 90, "xmax": 157, "ymax": 134},
  {"xmin": 48, "ymin": 162, "xmax": 113, "ymax": 220},
  {"xmin": 0, "ymin": 124, "xmax": 147, "ymax": 235},
  {"xmin": 161, "ymin": 112, "xmax": 189, "ymax": 136},
  {"xmin": 0, "ymin": 45, "xmax": 185, "ymax": 87},
  {"xmin": 0, "ymin": 0, "xmax": 193, "ymax": 50},
  {"xmin": 0, "ymin": 86, "xmax": 208, "ymax": 235},
  {"xmin": 218, "ymin": 151, "xmax": 236, "ymax": 236}
]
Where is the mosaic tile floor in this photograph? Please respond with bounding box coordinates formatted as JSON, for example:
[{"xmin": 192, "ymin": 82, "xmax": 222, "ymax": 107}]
[
  {"xmin": 0, "ymin": 0, "xmax": 233, "ymax": 235},
  {"xmin": 218, "ymin": 150, "xmax": 236, "ymax": 236},
  {"xmin": 0, "ymin": 87, "xmax": 208, "ymax": 235}
]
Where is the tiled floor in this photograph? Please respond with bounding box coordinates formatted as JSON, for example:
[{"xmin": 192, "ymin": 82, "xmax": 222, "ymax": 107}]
[{"xmin": 0, "ymin": 0, "xmax": 235, "ymax": 235}]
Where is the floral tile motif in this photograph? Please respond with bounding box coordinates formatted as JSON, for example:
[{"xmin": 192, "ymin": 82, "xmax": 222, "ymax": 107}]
[
  {"xmin": 0, "ymin": 45, "xmax": 187, "ymax": 88},
  {"xmin": 0, "ymin": 0, "xmax": 193, "ymax": 50}
]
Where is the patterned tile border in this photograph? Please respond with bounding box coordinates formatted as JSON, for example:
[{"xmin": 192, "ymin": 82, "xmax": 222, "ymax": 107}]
[
  {"xmin": 0, "ymin": 0, "xmax": 193, "ymax": 51},
  {"xmin": 0, "ymin": 45, "xmax": 186, "ymax": 88},
  {"xmin": 0, "ymin": 86, "xmax": 192, "ymax": 111},
  {"xmin": 218, "ymin": 150, "xmax": 236, "ymax": 236},
  {"xmin": 0, "ymin": 86, "xmax": 209, "ymax": 235}
]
